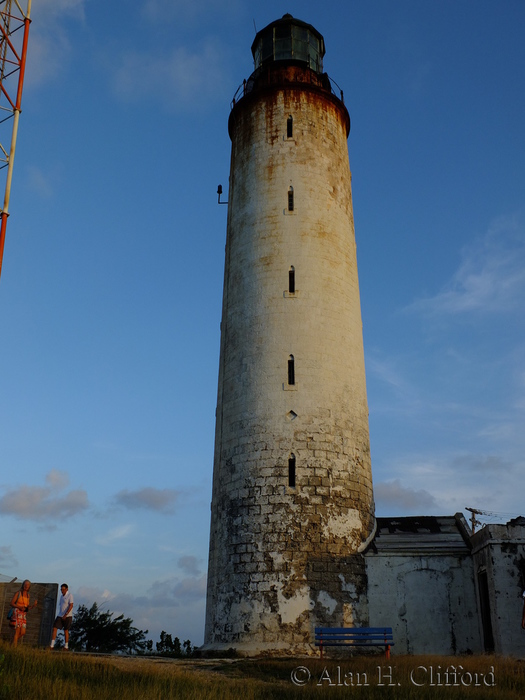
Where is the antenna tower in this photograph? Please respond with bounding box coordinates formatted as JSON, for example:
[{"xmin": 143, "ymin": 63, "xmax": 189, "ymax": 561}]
[{"xmin": 0, "ymin": 0, "xmax": 31, "ymax": 282}]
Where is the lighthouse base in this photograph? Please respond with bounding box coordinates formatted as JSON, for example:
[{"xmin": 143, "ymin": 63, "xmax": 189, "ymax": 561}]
[{"xmin": 204, "ymin": 553, "xmax": 369, "ymax": 656}]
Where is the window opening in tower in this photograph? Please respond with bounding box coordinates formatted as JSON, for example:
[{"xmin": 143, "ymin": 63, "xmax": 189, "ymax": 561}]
[
  {"xmin": 288, "ymin": 355, "xmax": 295, "ymax": 385},
  {"xmin": 288, "ymin": 454, "xmax": 296, "ymax": 488},
  {"xmin": 287, "ymin": 115, "xmax": 293, "ymax": 138}
]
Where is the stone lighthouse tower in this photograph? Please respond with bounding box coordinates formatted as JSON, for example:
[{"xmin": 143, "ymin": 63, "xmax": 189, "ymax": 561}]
[{"xmin": 205, "ymin": 14, "xmax": 375, "ymax": 654}]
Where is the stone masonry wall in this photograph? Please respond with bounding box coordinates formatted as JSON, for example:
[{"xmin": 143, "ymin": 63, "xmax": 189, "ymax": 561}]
[{"xmin": 205, "ymin": 71, "xmax": 375, "ymax": 654}]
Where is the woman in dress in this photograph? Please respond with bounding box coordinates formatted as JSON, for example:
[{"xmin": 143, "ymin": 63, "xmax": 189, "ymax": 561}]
[{"xmin": 10, "ymin": 579, "xmax": 38, "ymax": 646}]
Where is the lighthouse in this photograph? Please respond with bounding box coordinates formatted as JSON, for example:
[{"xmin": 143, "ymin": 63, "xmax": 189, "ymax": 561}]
[{"xmin": 204, "ymin": 14, "xmax": 375, "ymax": 654}]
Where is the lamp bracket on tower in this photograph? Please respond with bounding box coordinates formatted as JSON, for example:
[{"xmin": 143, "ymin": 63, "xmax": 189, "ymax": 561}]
[{"xmin": 217, "ymin": 184, "xmax": 228, "ymax": 204}]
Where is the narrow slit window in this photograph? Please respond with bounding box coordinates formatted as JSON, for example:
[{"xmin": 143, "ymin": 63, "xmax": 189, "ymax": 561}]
[
  {"xmin": 288, "ymin": 454, "xmax": 296, "ymax": 488},
  {"xmin": 288, "ymin": 186, "xmax": 294, "ymax": 212},
  {"xmin": 288, "ymin": 354, "xmax": 295, "ymax": 385},
  {"xmin": 287, "ymin": 115, "xmax": 293, "ymax": 138},
  {"xmin": 288, "ymin": 266, "xmax": 295, "ymax": 294}
]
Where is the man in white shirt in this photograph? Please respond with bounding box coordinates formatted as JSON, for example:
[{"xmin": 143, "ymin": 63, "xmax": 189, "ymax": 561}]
[{"xmin": 50, "ymin": 583, "xmax": 74, "ymax": 649}]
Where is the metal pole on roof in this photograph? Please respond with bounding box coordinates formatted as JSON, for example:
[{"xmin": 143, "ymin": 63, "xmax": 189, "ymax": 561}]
[{"xmin": 465, "ymin": 507, "xmax": 483, "ymax": 533}]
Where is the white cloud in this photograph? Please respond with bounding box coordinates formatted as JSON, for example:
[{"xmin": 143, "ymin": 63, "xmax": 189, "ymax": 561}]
[
  {"xmin": 141, "ymin": 0, "xmax": 241, "ymax": 24},
  {"xmin": 26, "ymin": 0, "xmax": 235, "ymax": 109},
  {"xmin": 45, "ymin": 469, "xmax": 70, "ymax": 489},
  {"xmin": 26, "ymin": 165, "xmax": 55, "ymax": 199},
  {"xmin": 0, "ymin": 545, "xmax": 18, "ymax": 569},
  {"xmin": 32, "ymin": 0, "xmax": 85, "ymax": 14},
  {"xmin": 178, "ymin": 555, "xmax": 201, "ymax": 576},
  {"xmin": 172, "ymin": 573, "xmax": 207, "ymax": 601},
  {"xmin": 451, "ymin": 454, "xmax": 512, "ymax": 475},
  {"xmin": 367, "ymin": 357, "xmax": 407, "ymax": 391},
  {"xmin": 477, "ymin": 422, "xmax": 517, "ymax": 441},
  {"xmin": 374, "ymin": 452, "xmax": 525, "ymax": 520},
  {"xmin": 375, "ymin": 479, "xmax": 437, "ymax": 512},
  {"xmin": 366, "ymin": 355, "xmax": 422, "ymax": 410},
  {"xmin": 110, "ymin": 41, "xmax": 229, "ymax": 112},
  {"xmin": 408, "ymin": 215, "xmax": 525, "ymax": 315},
  {"xmin": 148, "ymin": 572, "xmax": 207, "ymax": 605},
  {"xmin": 73, "ymin": 573, "xmax": 207, "ymax": 644},
  {"xmin": 95, "ymin": 524, "xmax": 135, "ymax": 546},
  {"xmin": 0, "ymin": 471, "xmax": 88, "ymax": 522},
  {"xmin": 114, "ymin": 487, "xmax": 180, "ymax": 514},
  {"xmin": 76, "ymin": 585, "xmax": 113, "ymax": 604},
  {"xmin": 25, "ymin": 0, "xmax": 86, "ymax": 87}
]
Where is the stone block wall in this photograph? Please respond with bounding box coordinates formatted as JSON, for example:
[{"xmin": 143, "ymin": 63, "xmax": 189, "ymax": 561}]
[{"xmin": 205, "ymin": 64, "xmax": 374, "ymax": 653}]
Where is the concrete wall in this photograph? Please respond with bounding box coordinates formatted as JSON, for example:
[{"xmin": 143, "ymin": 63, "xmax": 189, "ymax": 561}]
[
  {"xmin": 364, "ymin": 516, "xmax": 483, "ymax": 655},
  {"xmin": 365, "ymin": 517, "xmax": 525, "ymax": 656},
  {"xmin": 366, "ymin": 553, "xmax": 481, "ymax": 654},
  {"xmin": 471, "ymin": 520, "xmax": 525, "ymax": 656}
]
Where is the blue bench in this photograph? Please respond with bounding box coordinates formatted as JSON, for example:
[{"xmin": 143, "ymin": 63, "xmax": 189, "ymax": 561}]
[{"xmin": 315, "ymin": 627, "xmax": 394, "ymax": 659}]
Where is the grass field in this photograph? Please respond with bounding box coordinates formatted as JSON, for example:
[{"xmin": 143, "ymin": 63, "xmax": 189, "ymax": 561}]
[{"xmin": 1, "ymin": 642, "xmax": 524, "ymax": 699}]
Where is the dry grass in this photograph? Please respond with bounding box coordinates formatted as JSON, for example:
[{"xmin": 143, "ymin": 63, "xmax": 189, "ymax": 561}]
[{"xmin": 1, "ymin": 642, "xmax": 524, "ymax": 699}]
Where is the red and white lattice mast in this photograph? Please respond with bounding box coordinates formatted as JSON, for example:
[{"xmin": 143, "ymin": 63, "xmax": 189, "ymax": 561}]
[{"xmin": 0, "ymin": 0, "xmax": 31, "ymax": 282}]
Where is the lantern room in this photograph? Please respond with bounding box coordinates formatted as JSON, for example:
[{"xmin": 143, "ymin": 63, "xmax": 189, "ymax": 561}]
[{"xmin": 251, "ymin": 14, "xmax": 325, "ymax": 74}]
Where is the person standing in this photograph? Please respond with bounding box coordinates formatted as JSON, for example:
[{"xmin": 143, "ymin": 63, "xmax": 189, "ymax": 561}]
[
  {"xmin": 50, "ymin": 583, "xmax": 74, "ymax": 650},
  {"xmin": 10, "ymin": 579, "xmax": 38, "ymax": 646}
]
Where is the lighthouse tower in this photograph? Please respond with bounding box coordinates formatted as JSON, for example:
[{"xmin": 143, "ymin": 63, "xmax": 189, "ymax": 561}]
[{"xmin": 205, "ymin": 14, "xmax": 375, "ymax": 654}]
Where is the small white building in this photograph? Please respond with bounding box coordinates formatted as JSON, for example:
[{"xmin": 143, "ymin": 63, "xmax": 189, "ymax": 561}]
[
  {"xmin": 365, "ymin": 515, "xmax": 525, "ymax": 656},
  {"xmin": 470, "ymin": 516, "xmax": 525, "ymax": 656}
]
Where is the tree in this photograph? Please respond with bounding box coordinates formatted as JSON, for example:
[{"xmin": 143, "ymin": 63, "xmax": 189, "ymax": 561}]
[
  {"xmin": 69, "ymin": 602, "xmax": 149, "ymax": 654},
  {"xmin": 156, "ymin": 630, "xmax": 181, "ymax": 656},
  {"xmin": 155, "ymin": 631, "xmax": 193, "ymax": 657}
]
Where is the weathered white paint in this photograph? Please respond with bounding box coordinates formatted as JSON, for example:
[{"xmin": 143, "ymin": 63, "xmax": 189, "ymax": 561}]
[
  {"xmin": 338, "ymin": 573, "xmax": 357, "ymax": 594},
  {"xmin": 276, "ymin": 584, "xmax": 311, "ymax": 625},
  {"xmin": 323, "ymin": 510, "xmax": 362, "ymax": 540},
  {"xmin": 317, "ymin": 590, "xmax": 338, "ymax": 616}
]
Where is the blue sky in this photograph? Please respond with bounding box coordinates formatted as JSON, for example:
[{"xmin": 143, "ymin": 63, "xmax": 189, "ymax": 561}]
[{"xmin": 0, "ymin": 0, "xmax": 524, "ymax": 646}]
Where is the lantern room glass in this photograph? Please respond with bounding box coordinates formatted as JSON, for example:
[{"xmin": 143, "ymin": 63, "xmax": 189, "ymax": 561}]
[{"xmin": 252, "ymin": 22, "xmax": 324, "ymax": 73}]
